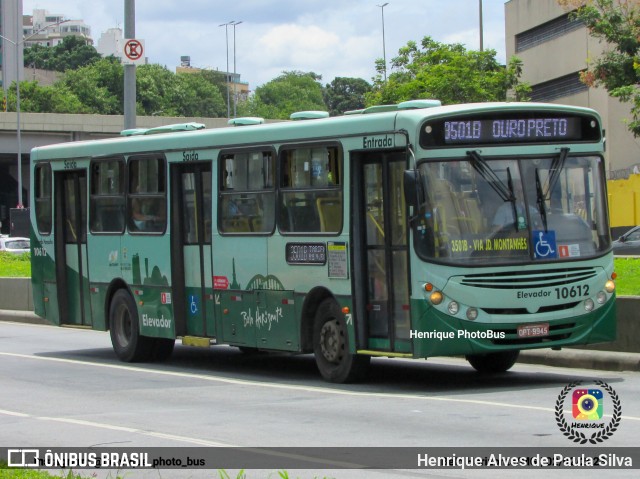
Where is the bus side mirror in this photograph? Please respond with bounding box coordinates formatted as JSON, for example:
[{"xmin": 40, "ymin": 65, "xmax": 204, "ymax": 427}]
[{"xmin": 403, "ymin": 170, "xmax": 422, "ymax": 208}]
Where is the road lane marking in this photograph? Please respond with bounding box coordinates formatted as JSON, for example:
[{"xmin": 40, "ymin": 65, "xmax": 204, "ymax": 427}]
[
  {"xmin": 0, "ymin": 408, "xmax": 233, "ymax": 447},
  {"xmin": 0, "ymin": 408, "xmax": 366, "ymax": 467},
  {"xmin": 1, "ymin": 351, "xmax": 638, "ymax": 421}
]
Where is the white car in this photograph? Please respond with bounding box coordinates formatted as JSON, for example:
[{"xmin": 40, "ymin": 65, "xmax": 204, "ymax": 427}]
[{"xmin": 0, "ymin": 236, "xmax": 30, "ymax": 254}]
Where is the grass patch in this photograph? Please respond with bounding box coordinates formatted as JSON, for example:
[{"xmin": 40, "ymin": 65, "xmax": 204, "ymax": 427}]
[
  {"xmin": 614, "ymin": 257, "xmax": 640, "ymax": 296},
  {"xmin": 0, "ymin": 252, "xmax": 31, "ymax": 277}
]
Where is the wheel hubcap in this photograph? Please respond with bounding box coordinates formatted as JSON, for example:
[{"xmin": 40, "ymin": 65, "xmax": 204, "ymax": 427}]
[{"xmin": 320, "ymin": 319, "xmax": 344, "ymax": 363}]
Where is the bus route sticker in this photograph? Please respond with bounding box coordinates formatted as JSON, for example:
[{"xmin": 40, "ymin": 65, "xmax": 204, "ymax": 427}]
[{"xmin": 327, "ymin": 242, "xmax": 348, "ymax": 279}]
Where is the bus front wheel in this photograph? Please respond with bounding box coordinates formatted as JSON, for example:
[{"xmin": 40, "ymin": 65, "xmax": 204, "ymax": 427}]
[
  {"xmin": 109, "ymin": 289, "xmax": 154, "ymax": 362},
  {"xmin": 313, "ymin": 299, "xmax": 370, "ymax": 383},
  {"xmin": 466, "ymin": 350, "xmax": 520, "ymax": 373}
]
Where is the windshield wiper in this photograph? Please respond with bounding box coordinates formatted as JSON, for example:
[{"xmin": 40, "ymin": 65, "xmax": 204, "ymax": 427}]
[
  {"xmin": 544, "ymin": 147, "xmax": 569, "ymax": 199},
  {"xmin": 535, "ymin": 168, "xmax": 548, "ymax": 232},
  {"xmin": 468, "ymin": 150, "xmax": 520, "ymax": 231},
  {"xmin": 535, "ymin": 147, "xmax": 569, "ymax": 232},
  {"xmin": 467, "ymin": 150, "xmax": 514, "ymax": 202}
]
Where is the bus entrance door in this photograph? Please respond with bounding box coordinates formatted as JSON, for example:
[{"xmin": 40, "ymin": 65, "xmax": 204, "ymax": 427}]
[
  {"xmin": 170, "ymin": 162, "xmax": 214, "ymax": 338},
  {"xmin": 54, "ymin": 169, "xmax": 91, "ymax": 326},
  {"xmin": 354, "ymin": 152, "xmax": 411, "ymax": 352}
]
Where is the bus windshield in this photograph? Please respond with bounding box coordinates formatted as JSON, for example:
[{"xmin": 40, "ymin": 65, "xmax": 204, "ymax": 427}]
[{"xmin": 412, "ymin": 153, "xmax": 610, "ymax": 264}]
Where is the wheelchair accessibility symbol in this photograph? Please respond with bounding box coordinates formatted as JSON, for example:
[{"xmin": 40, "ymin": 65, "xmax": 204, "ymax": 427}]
[
  {"xmin": 188, "ymin": 294, "xmax": 200, "ymax": 315},
  {"xmin": 533, "ymin": 230, "xmax": 557, "ymax": 259}
]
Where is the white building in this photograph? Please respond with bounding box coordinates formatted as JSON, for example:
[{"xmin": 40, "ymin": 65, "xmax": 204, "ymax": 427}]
[
  {"xmin": 96, "ymin": 28, "xmax": 123, "ymax": 58},
  {"xmin": 23, "ymin": 9, "xmax": 93, "ymax": 48}
]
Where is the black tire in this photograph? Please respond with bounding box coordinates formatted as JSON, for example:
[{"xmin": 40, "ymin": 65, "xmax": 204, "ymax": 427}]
[
  {"xmin": 109, "ymin": 289, "xmax": 154, "ymax": 362},
  {"xmin": 313, "ymin": 299, "xmax": 370, "ymax": 383},
  {"xmin": 151, "ymin": 338, "xmax": 175, "ymax": 362},
  {"xmin": 466, "ymin": 350, "xmax": 520, "ymax": 373}
]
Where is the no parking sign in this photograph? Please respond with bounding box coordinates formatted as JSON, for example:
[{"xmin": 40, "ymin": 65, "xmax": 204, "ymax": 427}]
[{"xmin": 120, "ymin": 38, "xmax": 145, "ymax": 65}]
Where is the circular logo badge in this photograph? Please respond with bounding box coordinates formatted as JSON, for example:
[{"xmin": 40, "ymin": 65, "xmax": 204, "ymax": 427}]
[{"xmin": 555, "ymin": 380, "xmax": 621, "ymax": 444}]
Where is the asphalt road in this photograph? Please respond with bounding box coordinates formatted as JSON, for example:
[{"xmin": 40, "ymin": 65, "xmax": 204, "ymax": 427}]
[{"xmin": 1, "ymin": 321, "xmax": 639, "ymax": 479}]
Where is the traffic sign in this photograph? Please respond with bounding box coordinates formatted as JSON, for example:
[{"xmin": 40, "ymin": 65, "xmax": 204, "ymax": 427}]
[{"xmin": 120, "ymin": 38, "xmax": 145, "ymax": 65}]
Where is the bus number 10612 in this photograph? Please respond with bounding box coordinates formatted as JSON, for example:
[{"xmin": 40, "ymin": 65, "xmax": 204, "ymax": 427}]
[{"xmin": 554, "ymin": 285, "xmax": 589, "ymax": 299}]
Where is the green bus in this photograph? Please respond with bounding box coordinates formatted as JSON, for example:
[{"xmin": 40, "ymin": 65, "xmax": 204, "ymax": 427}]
[{"xmin": 30, "ymin": 100, "xmax": 616, "ymax": 382}]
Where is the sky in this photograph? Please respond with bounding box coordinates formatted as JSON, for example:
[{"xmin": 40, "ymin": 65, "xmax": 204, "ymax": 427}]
[{"xmin": 23, "ymin": 0, "xmax": 507, "ymax": 91}]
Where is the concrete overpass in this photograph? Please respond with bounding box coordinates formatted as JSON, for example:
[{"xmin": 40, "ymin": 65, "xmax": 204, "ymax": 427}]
[{"xmin": 0, "ymin": 112, "xmax": 230, "ymax": 234}]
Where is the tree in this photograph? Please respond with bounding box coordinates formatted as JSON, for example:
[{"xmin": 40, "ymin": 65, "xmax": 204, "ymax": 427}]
[
  {"xmin": 559, "ymin": 0, "xmax": 640, "ymax": 136},
  {"xmin": 323, "ymin": 77, "xmax": 372, "ymax": 116},
  {"xmin": 5, "ymin": 81, "xmax": 87, "ymax": 114},
  {"xmin": 248, "ymin": 71, "xmax": 327, "ymax": 119},
  {"xmin": 366, "ymin": 36, "xmax": 530, "ymax": 106},
  {"xmin": 24, "ymin": 36, "xmax": 101, "ymax": 71},
  {"xmin": 61, "ymin": 57, "xmax": 123, "ymax": 114}
]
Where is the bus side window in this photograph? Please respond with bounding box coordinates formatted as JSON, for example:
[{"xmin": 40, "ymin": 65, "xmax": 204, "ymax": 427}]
[
  {"xmin": 219, "ymin": 150, "xmax": 275, "ymax": 234},
  {"xmin": 34, "ymin": 163, "xmax": 52, "ymax": 235},
  {"xmin": 278, "ymin": 145, "xmax": 343, "ymax": 234},
  {"xmin": 127, "ymin": 156, "xmax": 167, "ymax": 234},
  {"xmin": 90, "ymin": 158, "xmax": 125, "ymax": 234}
]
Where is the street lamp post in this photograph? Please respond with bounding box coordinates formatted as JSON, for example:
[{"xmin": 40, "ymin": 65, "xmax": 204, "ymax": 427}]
[
  {"xmin": 479, "ymin": 0, "xmax": 484, "ymax": 51},
  {"xmin": 377, "ymin": 3, "xmax": 389, "ymax": 82},
  {"xmin": 0, "ymin": 18, "xmax": 68, "ymax": 208},
  {"xmin": 231, "ymin": 21, "xmax": 242, "ymax": 118},
  {"xmin": 219, "ymin": 21, "xmax": 234, "ymax": 119}
]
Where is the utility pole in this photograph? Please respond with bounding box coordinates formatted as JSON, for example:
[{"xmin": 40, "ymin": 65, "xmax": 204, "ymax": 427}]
[
  {"xmin": 377, "ymin": 3, "xmax": 389, "ymax": 81},
  {"xmin": 232, "ymin": 21, "xmax": 242, "ymax": 118},
  {"xmin": 219, "ymin": 21, "xmax": 233, "ymax": 119},
  {"xmin": 124, "ymin": 0, "xmax": 136, "ymax": 129},
  {"xmin": 479, "ymin": 0, "xmax": 484, "ymax": 52}
]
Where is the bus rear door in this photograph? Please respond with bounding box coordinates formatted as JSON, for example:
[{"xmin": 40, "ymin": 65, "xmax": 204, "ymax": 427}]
[
  {"xmin": 352, "ymin": 151, "xmax": 411, "ymax": 352},
  {"xmin": 54, "ymin": 168, "xmax": 92, "ymax": 326},
  {"xmin": 170, "ymin": 162, "xmax": 214, "ymax": 338}
]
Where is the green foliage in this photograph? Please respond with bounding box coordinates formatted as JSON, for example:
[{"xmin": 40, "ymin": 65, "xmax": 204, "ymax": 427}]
[
  {"xmin": 0, "ymin": 251, "xmax": 31, "ymax": 277},
  {"xmin": 323, "ymin": 77, "xmax": 372, "ymax": 116},
  {"xmin": 60, "ymin": 57, "xmax": 124, "ymax": 114},
  {"xmin": 6, "ymin": 81, "xmax": 87, "ymax": 114},
  {"xmin": 10, "ymin": 57, "xmax": 227, "ymax": 118},
  {"xmin": 366, "ymin": 36, "xmax": 530, "ymax": 106},
  {"xmin": 24, "ymin": 36, "xmax": 101, "ymax": 72},
  {"xmin": 560, "ymin": 0, "xmax": 640, "ymax": 136},
  {"xmin": 614, "ymin": 257, "xmax": 640, "ymax": 296},
  {"xmin": 247, "ymin": 71, "xmax": 327, "ymax": 119}
]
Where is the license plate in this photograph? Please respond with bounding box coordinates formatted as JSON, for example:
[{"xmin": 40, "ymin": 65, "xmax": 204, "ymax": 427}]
[{"xmin": 517, "ymin": 323, "xmax": 549, "ymax": 338}]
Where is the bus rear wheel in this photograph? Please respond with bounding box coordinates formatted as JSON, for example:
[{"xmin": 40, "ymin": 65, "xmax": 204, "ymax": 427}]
[
  {"xmin": 109, "ymin": 289, "xmax": 154, "ymax": 362},
  {"xmin": 466, "ymin": 350, "xmax": 520, "ymax": 373},
  {"xmin": 313, "ymin": 299, "xmax": 370, "ymax": 383}
]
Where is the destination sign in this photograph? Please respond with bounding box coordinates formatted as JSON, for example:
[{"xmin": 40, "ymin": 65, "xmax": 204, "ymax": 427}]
[
  {"xmin": 420, "ymin": 112, "xmax": 601, "ymax": 147},
  {"xmin": 286, "ymin": 242, "xmax": 327, "ymax": 265}
]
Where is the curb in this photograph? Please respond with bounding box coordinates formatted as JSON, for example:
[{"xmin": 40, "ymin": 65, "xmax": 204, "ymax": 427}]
[
  {"xmin": 518, "ymin": 348, "xmax": 640, "ymax": 373},
  {"xmin": 0, "ymin": 309, "xmax": 48, "ymax": 325},
  {"xmin": 2, "ymin": 310, "xmax": 639, "ymax": 372}
]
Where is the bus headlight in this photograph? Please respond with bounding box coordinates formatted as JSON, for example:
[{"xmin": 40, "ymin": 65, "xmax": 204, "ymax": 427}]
[
  {"xmin": 466, "ymin": 308, "xmax": 478, "ymax": 321},
  {"xmin": 584, "ymin": 298, "xmax": 594, "ymax": 312},
  {"xmin": 430, "ymin": 291, "xmax": 444, "ymax": 305},
  {"xmin": 596, "ymin": 291, "xmax": 607, "ymax": 304},
  {"xmin": 604, "ymin": 280, "xmax": 615, "ymax": 293},
  {"xmin": 448, "ymin": 301, "xmax": 459, "ymax": 315}
]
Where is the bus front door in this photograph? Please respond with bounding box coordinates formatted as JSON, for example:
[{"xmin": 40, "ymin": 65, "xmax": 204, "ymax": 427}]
[
  {"xmin": 170, "ymin": 162, "xmax": 214, "ymax": 338},
  {"xmin": 353, "ymin": 152, "xmax": 411, "ymax": 352},
  {"xmin": 54, "ymin": 169, "xmax": 91, "ymax": 326}
]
